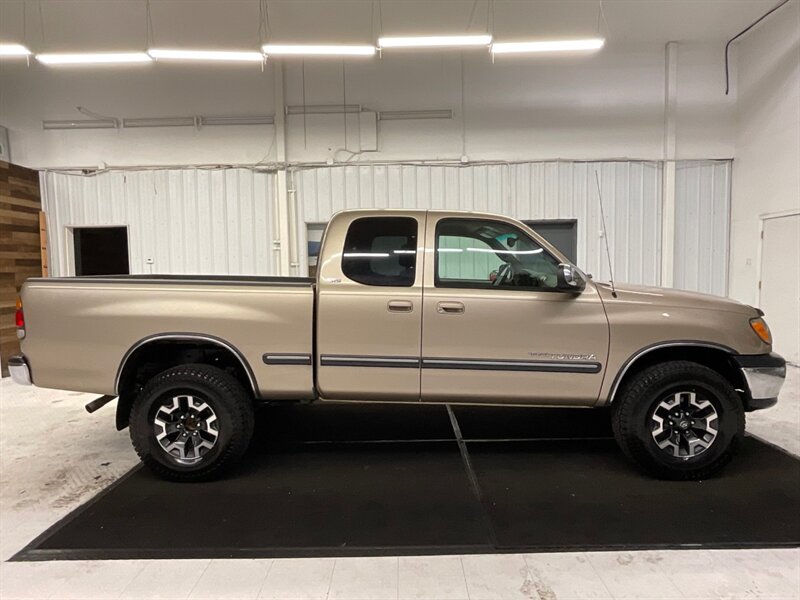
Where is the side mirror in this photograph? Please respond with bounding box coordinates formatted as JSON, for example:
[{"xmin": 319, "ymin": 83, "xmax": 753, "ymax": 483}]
[{"xmin": 557, "ymin": 263, "xmax": 586, "ymax": 293}]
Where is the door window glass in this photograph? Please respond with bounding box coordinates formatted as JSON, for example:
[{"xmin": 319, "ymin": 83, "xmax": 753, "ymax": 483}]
[
  {"xmin": 342, "ymin": 217, "xmax": 417, "ymax": 286},
  {"xmin": 436, "ymin": 218, "xmax": 560, "ymax": 290}
]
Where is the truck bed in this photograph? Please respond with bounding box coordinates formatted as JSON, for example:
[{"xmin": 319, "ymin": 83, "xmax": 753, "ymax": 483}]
[{"xmin": 20, "ymin": 275, "xmax": 316, "ymax": 399}]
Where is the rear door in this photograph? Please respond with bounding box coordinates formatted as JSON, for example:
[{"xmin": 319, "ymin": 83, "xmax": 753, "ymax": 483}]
[{"xmin": 316, "ymin": 212, "xmax": 424, "ymax": 401}]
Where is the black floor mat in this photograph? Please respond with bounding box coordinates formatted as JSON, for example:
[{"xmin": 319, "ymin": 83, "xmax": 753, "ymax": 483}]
[
  {"xmin": 13, "ymin": 403, "xmax": 800, "ymax": 560},
  {"xmin": 471, "ymin": 438, "xmax": 800, "ymax": 551}
]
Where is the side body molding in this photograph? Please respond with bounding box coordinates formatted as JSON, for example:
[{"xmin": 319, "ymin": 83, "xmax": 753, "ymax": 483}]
[
  {"xmin": 114, "ymin": 333, "xmax": 259, "ymax": 397},
  {"xmin": 605, "ymin": 340, "xmax": 738, "ymax": 405}
]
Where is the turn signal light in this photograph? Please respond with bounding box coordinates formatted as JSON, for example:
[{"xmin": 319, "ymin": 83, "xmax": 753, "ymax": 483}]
[{"xmin": 749, "ymin": 317, "xmax": 772, "ymax": 345}]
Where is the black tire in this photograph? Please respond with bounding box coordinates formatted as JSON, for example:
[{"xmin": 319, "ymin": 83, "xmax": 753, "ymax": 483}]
[
  {"xmin": 612, "ymin": 361, "xmax": 744, "ymax": 480},
  {"xmin": 129, "ymin": 364, "xmax": 255, "ymax": 481}
]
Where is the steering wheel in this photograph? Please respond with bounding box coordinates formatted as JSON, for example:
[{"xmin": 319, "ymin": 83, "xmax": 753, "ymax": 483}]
[{"xmin": 493, "ymin": 263, "xmax": 512, "ymax": 286}]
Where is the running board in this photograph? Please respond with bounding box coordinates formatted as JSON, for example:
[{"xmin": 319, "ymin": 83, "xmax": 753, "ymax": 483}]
[{"xmin": 85, "ymin": 395, "xmax": 117, "ymax": 414}]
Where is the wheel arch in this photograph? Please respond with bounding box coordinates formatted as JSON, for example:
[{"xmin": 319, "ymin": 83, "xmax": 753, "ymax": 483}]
[
  {"xmin": 606, "ymin": 341, "xmax": 746, "ymax": 406},
  {"xmin": 114, "ymin": 333, "xmax": 259, "ymax": 431}
]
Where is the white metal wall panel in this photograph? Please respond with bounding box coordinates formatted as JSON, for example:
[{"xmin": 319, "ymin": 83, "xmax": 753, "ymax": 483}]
[
  {"xmin": 293, "ymin": 161, "xmax": 663, "ymax": 286},
  {"xmin": 505, "ymin": 162, "xmax": 663, "ymax": 285},
  {"xmin": 674, "ymin": 160, "xmax": 731, "ymax": 296},
  {"xmin": 39, "ymin": 161, "xmax": 728, "ymax": 295},
  {"xmin": 41, "ymin": 169, "xmax": 277, "ymax": 277}
]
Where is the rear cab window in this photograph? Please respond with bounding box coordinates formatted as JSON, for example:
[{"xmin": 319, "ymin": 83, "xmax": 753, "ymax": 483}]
[{"xmin": 341, "ymin": 217, "xmax": 418, "ymax": 287}]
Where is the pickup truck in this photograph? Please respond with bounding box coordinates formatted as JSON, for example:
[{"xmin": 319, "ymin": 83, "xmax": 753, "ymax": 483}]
[{"xmin": 10, "ymin": 209, "xmax": 786, "ymax": 481}]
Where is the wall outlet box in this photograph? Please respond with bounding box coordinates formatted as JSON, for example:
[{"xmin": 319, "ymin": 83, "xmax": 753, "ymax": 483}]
[{"xmin": 0, "ymin": 126, "xmax": 10, "ymax": 162}]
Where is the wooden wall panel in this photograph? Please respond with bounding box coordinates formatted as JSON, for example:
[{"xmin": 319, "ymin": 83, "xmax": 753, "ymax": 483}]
[{"xmin": 0, "ymin": 161, "xmax": 43, "ymax": 376}]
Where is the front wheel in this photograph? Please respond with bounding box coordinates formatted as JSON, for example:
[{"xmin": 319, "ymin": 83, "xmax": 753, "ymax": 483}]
[
  {"xmin": 612, "ymin": 361, "xmax": 744, "ymax": 480},
  {"xmin": 129, "ymin": 364, "xmax": 255, "ymax": 481}
]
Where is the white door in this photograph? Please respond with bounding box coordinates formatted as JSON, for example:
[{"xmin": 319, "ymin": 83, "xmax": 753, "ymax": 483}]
[{"xmin": 760, "ymin": 214, "xmax": 800, "ymax": 365}]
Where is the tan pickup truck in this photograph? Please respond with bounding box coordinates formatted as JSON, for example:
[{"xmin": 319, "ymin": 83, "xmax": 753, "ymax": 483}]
[{"xmin": 11, "ymin": 209, "xmax": 785, "ymax": 481}]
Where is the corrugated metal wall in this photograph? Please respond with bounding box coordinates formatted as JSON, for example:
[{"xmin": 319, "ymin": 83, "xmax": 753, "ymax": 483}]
[
  {"xmin": 42, "ymin": 169, "xmax": 278, "ymax": 277},
  {"xmin": 40, "ymin": 160, "xmax": 731, "ymax": 296},
  {"xmin": 293, "ymin": 161, "xmax": 664, "ymax": 286},
  {"xmin": 674, "ymin": 160, "xmax": 731, "ymax": 296}
]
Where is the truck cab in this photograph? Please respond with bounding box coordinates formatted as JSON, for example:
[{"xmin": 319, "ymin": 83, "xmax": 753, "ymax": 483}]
[{"xmin": 316, "ymin": 209, "xmax": 607, "ymax": 406}]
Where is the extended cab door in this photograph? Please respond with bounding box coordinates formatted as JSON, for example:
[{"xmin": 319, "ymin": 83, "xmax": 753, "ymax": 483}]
[
  {"xmin": 420, "ymin": 214, "xmax": 609, "ymax": 406},
  {"xmin": 316, "ymin": 212, "xmax": 424, "ymax": 401}
]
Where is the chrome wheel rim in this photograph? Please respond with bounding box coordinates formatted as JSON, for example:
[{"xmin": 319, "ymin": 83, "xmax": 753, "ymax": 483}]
[
  {"xmin": 153, "ymin": 395, "xmax": 219, "ymax": 465},
  {"xmin": 650, "ymin": 391, "xmax": 719, "ymax": 459}
]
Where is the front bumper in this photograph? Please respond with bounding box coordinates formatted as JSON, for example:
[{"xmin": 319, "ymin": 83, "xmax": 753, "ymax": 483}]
[
  {"xmin": 8, "ymin": 355, "xmax": 32, "ymax": 386},
  {"xmin": 734, "ymin": 352, "xmax": 785, "ymax": 411}
]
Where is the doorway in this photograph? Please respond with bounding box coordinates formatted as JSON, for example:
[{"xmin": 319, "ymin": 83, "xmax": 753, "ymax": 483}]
[
  {"xmin": 73, "ymin": 227, "xmax": 130, "ymax": 276},
  {"xmin": 759, "ymin": 212, "xmax": 799, "ymax": 365}
]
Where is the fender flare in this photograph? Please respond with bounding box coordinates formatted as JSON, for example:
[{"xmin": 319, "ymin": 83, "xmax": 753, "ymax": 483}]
[
  {"xmin": 605, "ymin": 340, "xmax": 738, "ymax": 404},
  {"xmin": 114, "ymin": 333, "xmax": 259, "ymax": 430}
]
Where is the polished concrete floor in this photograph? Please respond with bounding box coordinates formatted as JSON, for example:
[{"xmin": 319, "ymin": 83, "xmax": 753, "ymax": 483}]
[{"xmin": 1, "ymin": 368, "xmax": 798, "ymax": 600}]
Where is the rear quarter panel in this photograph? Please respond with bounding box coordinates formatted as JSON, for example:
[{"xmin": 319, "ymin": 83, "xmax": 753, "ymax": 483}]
[{"xmin": 20, "ymin": 279, "xmax": 314, "ymax": 399}]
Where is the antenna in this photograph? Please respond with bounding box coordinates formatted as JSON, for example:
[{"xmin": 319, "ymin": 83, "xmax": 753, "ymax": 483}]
[{"xmin": 594, "ymin": 170, "xmax": 617, "ymax": 298}]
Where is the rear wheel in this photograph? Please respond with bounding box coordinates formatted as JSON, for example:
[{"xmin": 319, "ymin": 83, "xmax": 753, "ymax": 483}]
[
  {"xmin": 129, "ymin": 364, "xmax": 254, "ymax": 481},
  {"xmin": 612, "ymin": 361, "xmax": 744, "ymax": 480}
]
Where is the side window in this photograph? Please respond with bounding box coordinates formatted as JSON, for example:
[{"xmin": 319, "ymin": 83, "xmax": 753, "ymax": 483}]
[
  {"xmin": 435, "ymin": 218, "xmax": 561, "ymax": 290},
  {"xmin": 342, "ymin": 217, "xmax": 417, "ymax": 287}
]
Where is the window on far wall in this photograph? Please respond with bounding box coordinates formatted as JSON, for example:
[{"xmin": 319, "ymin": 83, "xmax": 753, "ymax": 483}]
[{"xmin": 73, "ymin": 227, "xmax": 129, "ymax": 276}]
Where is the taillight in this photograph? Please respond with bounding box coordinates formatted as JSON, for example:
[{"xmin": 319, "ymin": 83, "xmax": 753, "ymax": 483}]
[{"xmin": 15, "ymin": 297, "xmax": 25, "ymax": 339}]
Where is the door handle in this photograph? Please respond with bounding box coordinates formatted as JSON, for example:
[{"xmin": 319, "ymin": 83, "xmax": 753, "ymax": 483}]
[
  {"xmin": 387, "ymin": 300, "xmax": 414, "ymax": 313},
  {"xmin": 437, "ymin": 301, "xmax": 465, "ymax": 314}
]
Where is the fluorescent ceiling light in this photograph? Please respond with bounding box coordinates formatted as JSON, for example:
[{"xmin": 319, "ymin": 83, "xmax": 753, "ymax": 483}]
[
  {"xmin": 123, "ymin": 117, "xmax": 195, "ymax": 128},
  {"xmin": 286, "ymin": 104, "xmax": 361, "ymax": 115},
  {"xmin": 36, "ymin": 52, "xmax": 152, "ymax": 65},
  {"xmin": 199, "ymin": 115, "xmax": 274, "ymax": 126},
  {"xmin": 42, "ymin": 119, "xmax": 117, "ymax": 130},
  {"xmin": 263, "ymin": 44, "xmax": 375, "ymax": 57},
  {"xmin": 491, "ymin": 38, "xmax": 605, "ymax": 54},
  {"xmin": 379, "ymin": 109, "xmax": 453, "ymax": 121},
  {"xmin": 378, "ymin": 35, "xmax": 492, "ymax": 49},
  {"xmin": 0, "ymin": 43, "xmax": 32, "ymax": 56},
  {"xmin": 148, "ymin": 49, "xmax": 264, "ymax": 62},
  {"xmin": 467, "ymin": 247, "xmax": 543, "ymax": 255}
]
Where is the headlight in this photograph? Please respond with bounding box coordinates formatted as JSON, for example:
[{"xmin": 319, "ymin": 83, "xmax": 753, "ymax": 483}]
[{"xmin": 749, "ymin": 317, "xmax": 772, "ymax": 345}]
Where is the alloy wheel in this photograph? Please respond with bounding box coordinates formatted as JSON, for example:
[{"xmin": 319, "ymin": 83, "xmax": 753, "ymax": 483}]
[
  {"xmin": 650, "ymin": 391, "xmax": 719, "ymax": 459},
  {"xmin": 153, "ymin": 395, "xmax": 220, "ymax": 465}
]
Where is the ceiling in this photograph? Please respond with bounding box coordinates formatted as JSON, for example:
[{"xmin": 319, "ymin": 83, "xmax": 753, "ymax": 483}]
[{"xmin": 0, "ymin": 0, "xmax": 784, "ymax": 53}]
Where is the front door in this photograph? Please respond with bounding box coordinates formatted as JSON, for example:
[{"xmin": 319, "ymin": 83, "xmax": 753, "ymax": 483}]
[
  {"xmin": 316, "ymin": 213, "xmax": 424, "ymax": 401},
  {"xmin": 421, "ymin": 215, "xmax": 609, "ymax": 406}
]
